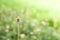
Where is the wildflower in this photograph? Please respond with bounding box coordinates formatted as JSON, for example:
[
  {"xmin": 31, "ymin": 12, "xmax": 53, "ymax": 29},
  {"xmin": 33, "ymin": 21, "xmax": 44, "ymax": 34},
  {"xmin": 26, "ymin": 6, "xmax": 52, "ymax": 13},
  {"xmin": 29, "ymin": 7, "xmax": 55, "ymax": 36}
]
[
  {"xmin": 16, "ymin": 16, "xmax": 20, "ymax": 22},
  {"xmin": 20, "ymin": 34, "xmax": 26, "ymax": 38}
]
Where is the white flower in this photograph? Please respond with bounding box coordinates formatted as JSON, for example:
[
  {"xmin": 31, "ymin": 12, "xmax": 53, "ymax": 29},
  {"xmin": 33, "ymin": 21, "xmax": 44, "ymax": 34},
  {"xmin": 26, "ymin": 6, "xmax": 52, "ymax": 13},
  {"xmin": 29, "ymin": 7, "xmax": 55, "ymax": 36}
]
[{"xmin": 20, "ymin": 34, "xmax": 26, "ymax": 38}]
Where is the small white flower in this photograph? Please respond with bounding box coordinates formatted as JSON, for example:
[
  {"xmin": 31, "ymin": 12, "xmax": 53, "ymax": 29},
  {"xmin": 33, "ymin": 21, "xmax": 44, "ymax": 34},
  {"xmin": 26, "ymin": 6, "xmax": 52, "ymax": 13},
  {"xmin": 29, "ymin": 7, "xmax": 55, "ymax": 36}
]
[{"xmin": 20, "ymin": 34, "xmax": 26, "ymax": 38}]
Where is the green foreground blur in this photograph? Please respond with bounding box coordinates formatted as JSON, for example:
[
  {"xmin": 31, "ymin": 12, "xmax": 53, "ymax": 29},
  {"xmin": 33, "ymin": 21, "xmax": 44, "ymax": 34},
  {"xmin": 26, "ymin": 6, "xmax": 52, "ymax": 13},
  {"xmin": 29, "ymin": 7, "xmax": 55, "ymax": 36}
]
[{"xmin": 0, "ymin": 0, "xmax": 60, "ymax": 40}]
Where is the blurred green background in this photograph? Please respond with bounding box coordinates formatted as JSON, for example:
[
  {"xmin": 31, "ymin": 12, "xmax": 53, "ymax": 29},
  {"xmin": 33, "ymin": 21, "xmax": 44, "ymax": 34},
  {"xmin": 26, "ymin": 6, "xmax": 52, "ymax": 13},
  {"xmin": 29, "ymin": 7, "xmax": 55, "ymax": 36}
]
[{"xmin": 0, "ymin": 0, "xmax": 60, "ymax": 40}]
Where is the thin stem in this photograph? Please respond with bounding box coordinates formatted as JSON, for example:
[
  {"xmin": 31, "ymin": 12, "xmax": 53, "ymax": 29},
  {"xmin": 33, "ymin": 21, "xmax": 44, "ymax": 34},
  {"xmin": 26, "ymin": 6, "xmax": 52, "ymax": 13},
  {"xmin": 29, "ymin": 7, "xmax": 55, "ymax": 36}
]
[{"xmin": 18, "ymin": 23, "xmax": 20, "ymax": 40}]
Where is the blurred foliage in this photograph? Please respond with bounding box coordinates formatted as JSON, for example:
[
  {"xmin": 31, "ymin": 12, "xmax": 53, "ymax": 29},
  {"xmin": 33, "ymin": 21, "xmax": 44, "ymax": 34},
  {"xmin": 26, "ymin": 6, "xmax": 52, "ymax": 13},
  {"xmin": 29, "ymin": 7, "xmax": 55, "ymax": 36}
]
[{"xmin": 0, "ymin": 0, "xmax": 60, "ymax": 40}]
